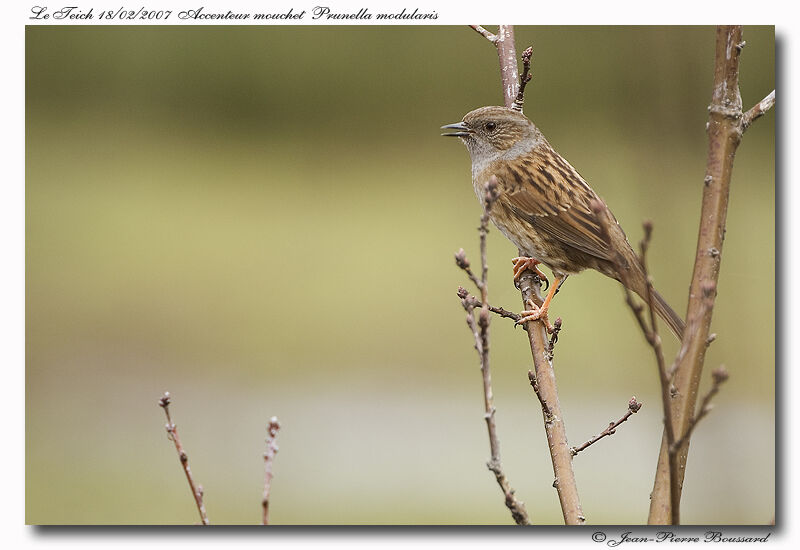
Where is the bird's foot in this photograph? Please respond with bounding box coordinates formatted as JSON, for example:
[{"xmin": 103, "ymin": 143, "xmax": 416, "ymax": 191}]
[
  {"xmin": 512, "ymin": 257, "xmax": 549, "ymax": 290},
  {"xmin": 514, "ymin": 298, "xmax": 554, "ymax": 332}
]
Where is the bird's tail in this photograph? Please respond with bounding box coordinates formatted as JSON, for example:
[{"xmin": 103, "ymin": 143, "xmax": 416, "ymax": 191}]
[
  {"xmin": 617, "ymin": 249, "xmax": 685, "ymax": 341},
  {"xmin": 650, "ymin": 288, "xmax": 685, "ymax": 341}
]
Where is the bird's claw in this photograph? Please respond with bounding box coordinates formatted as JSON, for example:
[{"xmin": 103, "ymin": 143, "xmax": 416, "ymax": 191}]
[
  {"xmin": 514, "ymin": 299, "xmax": 554, "ymax": 332},
  {"xmin": 539, "ymin": 275, "xmax": 550, "ymax": 292},
  {"xmin": 512, "ymin": 257, "xmax": 549, "ymax": 290}
]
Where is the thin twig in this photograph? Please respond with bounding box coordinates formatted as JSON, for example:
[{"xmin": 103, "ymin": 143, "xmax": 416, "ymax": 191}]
[
  {"xmin": 159, "ymin": 392, "xmax": 210, "ymax": 525},
  {"xmin": 546, "ymin": 317, "xmax": 563, "ymax": 361},
  {"xmin": 590, "ymin": 206, "xmax": 671, "ymax": 395},
  {"xmin": 571, "ymin": 397, "xmax": 643, "ymax": 457},
  {"xmin": 638, "ymin": 222, "xmax": 669, "ymax": 380},
  {"xmin": 742, "ymin": 90, "xmax": 775, "ymax": 132},
  {"xmin": 457, "ymin": 287, "xmax": 520, "ymax": 322},
  {"xmin": 527, "ymin": 370, "xmax": 551, "ymax": 418},
  {"xmin": 478, "ymin": 177, "xmax": 499, "ymax": 305},
  {"xmin": 636, "ymin": 223, "xmax": 679, "ymax": 452},
  {"xmin": 261, "ymin": 416, "xmax": 281, "ymax": 525},
  {"xmin": 592, "ymin": 201, "xmax": 681, "ymax": 524},
  {"xmin": 511, "ymin": 46, "xmax": 533, "ymax": 113},
  {"xmin": 470, "ymin": 25, "xmax": 497, "ymax": 44},
  {"xmin": 670, "ymin": 366, "xmax": 729, "ymax": 454},
  {"xmin": 667, "ymin": 282, "xmax": 716, "ymax": 381},
  {"xmin": 455, "ymin": 249, "xmax": 482, "ymax": 292},
  {"xmin": 456, "ymin": 178, "xmax": 530, "ymax": 525}
]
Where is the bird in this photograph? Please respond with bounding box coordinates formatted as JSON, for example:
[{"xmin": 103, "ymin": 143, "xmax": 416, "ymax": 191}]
[{"xmin": 442, "ymin": 105, "xmax": 685, "ymax": 339}]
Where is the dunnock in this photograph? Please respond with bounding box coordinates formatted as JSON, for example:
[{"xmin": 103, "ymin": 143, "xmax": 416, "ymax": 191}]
[{"xmin": 443, "ymin": 106, "xmax": 684, "ymax": 339}]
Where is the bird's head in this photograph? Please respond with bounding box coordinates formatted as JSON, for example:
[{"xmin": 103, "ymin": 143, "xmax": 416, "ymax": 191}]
[{"xmin": 441, "ymin": 106, "xmax": 542, "ymax": 162}]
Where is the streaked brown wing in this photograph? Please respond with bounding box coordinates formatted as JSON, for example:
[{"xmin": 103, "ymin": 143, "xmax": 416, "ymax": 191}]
[{"xmin": 493, "ymin": 152, "xmax": 612, "ymax": 261}]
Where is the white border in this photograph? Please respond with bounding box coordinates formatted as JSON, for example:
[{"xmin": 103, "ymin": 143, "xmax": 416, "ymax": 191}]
[{"xmin": 4, "ymin": 1, "xmax": 793, "ymax": 547}]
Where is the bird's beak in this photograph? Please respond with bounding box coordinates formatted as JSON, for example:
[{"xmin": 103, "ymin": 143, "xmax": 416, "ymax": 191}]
[{"xmin": 441, "ymin": 122, "xmax": 471, "ymax": 137}]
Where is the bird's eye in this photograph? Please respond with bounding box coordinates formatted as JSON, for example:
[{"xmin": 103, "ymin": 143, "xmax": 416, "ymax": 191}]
[{"xmin": 485, "ymin": 122, "xmax": 497, "ymax": 131}]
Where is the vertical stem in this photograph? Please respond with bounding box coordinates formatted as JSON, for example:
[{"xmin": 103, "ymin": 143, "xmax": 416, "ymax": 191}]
[
  {"xmin": 159, "ymin": 392, "xmax": 210, "ymax": 525},
  {"xmin": 471, "ymin": 23, "xmax": 584, "ymax": 524},
  {"xmin": 479, "ymin": 185, "xmax": 531, "ymax": 525},
  {"xmin": 519, "ymin": 272, "xmax": 585, "ymax": 525},
  {"xmin": 495, "ymin": 26, "xmax": 519, "ymax": 108},
  {"xmin": 456, "ymin": 181, "xmax": 530, "ymax": 525},
  {"xmin": 648, "ymin": 25, "xmax": 745, "ymax": 525},
  {"xmin": 262, "ymin": 417, "xmax": 281, "ymax": 525}
]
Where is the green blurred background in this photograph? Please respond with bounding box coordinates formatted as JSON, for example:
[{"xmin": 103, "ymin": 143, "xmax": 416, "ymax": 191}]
[{"xmin": 25, "ymin": 26, "xmax": 774, "ymax": 525}]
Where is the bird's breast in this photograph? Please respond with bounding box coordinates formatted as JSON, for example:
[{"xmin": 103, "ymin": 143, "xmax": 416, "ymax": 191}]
[{"xmin": 472, "ymin": 170, "xmax": 583, "ymax": 278}]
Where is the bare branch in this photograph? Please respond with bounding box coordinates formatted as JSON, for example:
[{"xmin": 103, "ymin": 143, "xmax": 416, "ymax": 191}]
[
  {"xmin": 592, "ymin": 203, "xmax": 681, "ymax": 524},
  {"xmin": 546, "ymin": 317, "xmax": 563, "ymax": 361},
  {"xmin": 527, "ymin": 370, "xmax": 551, "ymax": 418},
  {"xmin": 470, "ymin": 25, "xmax": 584, "ymax": 525},
  {"xmin": 518, "ymin": 270, "xmax": 585, "ymax": 525},
  {"xmin": 456, "ymin": 180, "xmax": 530, "ymax": 525},
  {"xmin": 670, "ymin": 367, "xmax": 729, "ymax": 454},
  {"xmin": 638, "ymin": 222, "xmax": 670, "ymax": 386},
  {"xmin": 667, "ymin": 283, "xmax": 716, "ymax": 381},
  {"xmin": 511, "ymin": 46, "xmax": 533, "ymax": 113},
  {"xmin": 455, "ymin": 248, "xmax": 481, "ymax": 291},
  {"xmin": 649, "ymin": 25, "xmax": 774, "ymax": 525},
  {"xmin": 495, "ymin": 26, "xmax": 520, "ymax": 108},
  {"xmin": 571, "ymin": 397, "xmax": 643, "ymax": 457},
  {"xmin": 261, "ymin": 416, "xmax": 281, "ymax": 525},
  {"xmin": 637, "ymin": 223, "xmax": 677, "ymax": 443},
  {"xmin": 742, "ymin": 90, "xmax": 775, "ymax": 132},
  {"xmin": 457, "ymin": 287, "xmax": 520, "ymax": 322},
  {"xmin": 470, "ymin": 25, "xmax": 519, "ymax": 108},
  {"xmin": 470, "ymin": 25, "xmax": 497, "ymax": 44},
  {"xmin": 159, "ymin": 392, "xmax": 210, "ymax": 525}
]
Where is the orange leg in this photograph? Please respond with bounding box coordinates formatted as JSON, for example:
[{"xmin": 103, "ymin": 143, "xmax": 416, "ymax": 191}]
[
  {"xmin": 512, "ymin": 257, "xmax": 549, "ymax": 290},
  {"xmin": 515, "ymin": 276, "xmax": 562, "ymax": 332}
]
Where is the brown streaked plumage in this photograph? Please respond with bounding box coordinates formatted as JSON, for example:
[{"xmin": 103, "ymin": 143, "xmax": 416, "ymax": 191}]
[{"xmin": 443, "ymin": 106, "xmax": 685, "ymax": 339}]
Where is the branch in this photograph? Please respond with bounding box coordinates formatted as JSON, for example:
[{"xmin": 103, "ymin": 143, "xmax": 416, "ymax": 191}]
[
  {"xmin": 648, "ymin": 25, "xmax": 773, "ymax": 525},
  {"xmin": 495, "ymin": 26, "xmax": 520, "ymax": 108},
  {"xmin": 511, "ymin": 46, "xmax": 533, "ymax": 113},
  {"xmin": 518, "ymin": 271, "xmax": 585, "ymax": 525},
  {"xmin": 667, "ymin": 281, "xmax": 716, "ymax": 381},
  {"xmin": 159, "ymin": 392, "xmax": 210, "ymax": 525},
  {"xmin": 261, "ymin": 416, "xmax": 281, "ymax": 525},
  {"xmin": 457, "ymin": 287, "xmax": 520, "ymax": 322},
  {"xmin": 456, "ymin": 177, "xmax": 530, "ymax": 525},
  {"xmin": 546, "ymin": 317, "xmax": 563, "ymax": 361},
  {"xmin": 471, "ymin": 25, "xmax": 519, "ymax": 108},
  {"xmin": 470, "ymin": 24, "xmax": 585, "ymax": 525},
  {"xmin": 454, "ymin": 249, "xmax": 482, "ymax": 292},
  {"xmin": 470, "ymin": 25, "xmax": 497, "ymax": 44},
  {"xmin": 571, "ymin": 397, "xmax": 643, "ymax": 457},
  {"xmin": 742, "ymin": 90, "xmax": 775, "ymax": 132},
  {"xmin": 592, "ymin": 204, "xmax": 682, "ymax": 523},
  {"xmin": 527, "ymin": 370, "xmax": 551, "ymax": 418},
  {"xmin": 670, "ymin": 366, "xmax": 729, "ymax": 454}
]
